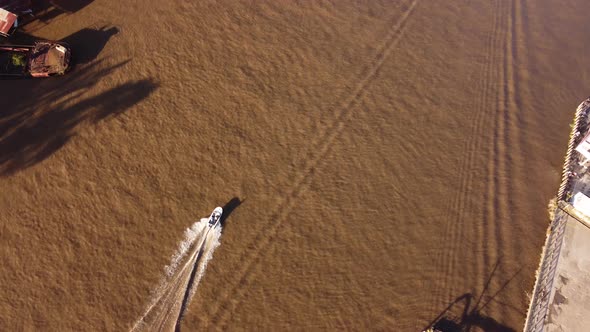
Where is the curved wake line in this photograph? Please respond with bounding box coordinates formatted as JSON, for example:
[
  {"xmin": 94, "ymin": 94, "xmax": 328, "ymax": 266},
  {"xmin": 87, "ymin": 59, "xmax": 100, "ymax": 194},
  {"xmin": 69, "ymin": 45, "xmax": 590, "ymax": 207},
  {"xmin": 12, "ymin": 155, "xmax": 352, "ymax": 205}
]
[{"xmin": 131, "ymin": 219, "xmax": 222, "ymax": 332}]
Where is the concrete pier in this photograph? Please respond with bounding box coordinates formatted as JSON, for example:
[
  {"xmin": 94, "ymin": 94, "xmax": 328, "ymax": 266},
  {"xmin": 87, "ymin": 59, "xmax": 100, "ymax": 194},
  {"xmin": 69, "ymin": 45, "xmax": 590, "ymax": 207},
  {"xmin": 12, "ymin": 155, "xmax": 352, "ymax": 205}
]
[
  {"xmin": 523, "ymin": 98, "xmax": 590, "ymax": 331},
  {"xmin": 543, "ymin": 208, "xmax": 590, "ymax": 331}
]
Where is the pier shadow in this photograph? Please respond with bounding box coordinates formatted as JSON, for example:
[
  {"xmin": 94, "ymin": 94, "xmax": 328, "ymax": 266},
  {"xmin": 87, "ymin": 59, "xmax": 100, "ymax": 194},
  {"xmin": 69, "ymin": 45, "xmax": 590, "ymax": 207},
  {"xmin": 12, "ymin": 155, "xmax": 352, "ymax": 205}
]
[
  {"xmin": 0, "ymin": 59, "xmax": 158, "ymax": 176},
  {"xmin": 423, "ymin": 260, "xmax": 521, "ymax": 332}
]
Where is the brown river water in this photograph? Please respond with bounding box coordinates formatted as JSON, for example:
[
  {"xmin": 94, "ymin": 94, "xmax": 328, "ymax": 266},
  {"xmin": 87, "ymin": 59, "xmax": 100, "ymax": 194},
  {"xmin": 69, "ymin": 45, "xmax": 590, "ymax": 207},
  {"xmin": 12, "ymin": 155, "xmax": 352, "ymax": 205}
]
[{"xmin": 2, "ymin": 0, "xmax": 590, "ymax": 330}]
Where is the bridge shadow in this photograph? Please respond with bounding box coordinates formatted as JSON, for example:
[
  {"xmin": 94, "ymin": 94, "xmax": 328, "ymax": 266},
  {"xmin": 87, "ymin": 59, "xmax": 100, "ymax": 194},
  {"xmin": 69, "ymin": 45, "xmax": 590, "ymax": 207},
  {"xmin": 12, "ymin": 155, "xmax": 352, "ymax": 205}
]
[
  {"xmin": 423, "ymin": 259, "xmax": 521, "ymax": 332},
  {"xmin": 0, "ymin": 59, "xmax": 158, "ymax": 175}
]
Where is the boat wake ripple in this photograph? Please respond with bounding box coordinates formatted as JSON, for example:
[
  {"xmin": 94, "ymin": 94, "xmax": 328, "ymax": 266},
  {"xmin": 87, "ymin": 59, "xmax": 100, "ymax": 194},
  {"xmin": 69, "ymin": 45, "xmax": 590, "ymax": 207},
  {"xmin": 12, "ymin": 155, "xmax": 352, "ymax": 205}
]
[{"xmin": 131, "ymin": 218, "xmax": 222, "ymax": 332}]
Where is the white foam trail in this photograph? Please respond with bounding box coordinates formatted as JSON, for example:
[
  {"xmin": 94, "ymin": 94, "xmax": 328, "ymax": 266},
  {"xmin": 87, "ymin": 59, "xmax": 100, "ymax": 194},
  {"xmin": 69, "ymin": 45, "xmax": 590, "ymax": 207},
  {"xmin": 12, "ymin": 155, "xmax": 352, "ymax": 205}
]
[
  {"xmin": 187, "ymin": 226, "xmax": 222, "ymax": 304},
  {"xmin": 131, "ymin": 218, "xmax": 222, "ymax": 332},
  {"xmin": 164, "ymin": 220, "xmax": 208, "ymax": 277}
]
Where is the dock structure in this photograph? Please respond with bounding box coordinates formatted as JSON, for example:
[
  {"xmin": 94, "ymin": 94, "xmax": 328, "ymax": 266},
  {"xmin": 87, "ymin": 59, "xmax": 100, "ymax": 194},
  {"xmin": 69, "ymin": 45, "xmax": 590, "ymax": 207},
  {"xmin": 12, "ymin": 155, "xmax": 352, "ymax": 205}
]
[{"xmin": 523, "ymin": 98, "xmax": 590, "ymax": 331}]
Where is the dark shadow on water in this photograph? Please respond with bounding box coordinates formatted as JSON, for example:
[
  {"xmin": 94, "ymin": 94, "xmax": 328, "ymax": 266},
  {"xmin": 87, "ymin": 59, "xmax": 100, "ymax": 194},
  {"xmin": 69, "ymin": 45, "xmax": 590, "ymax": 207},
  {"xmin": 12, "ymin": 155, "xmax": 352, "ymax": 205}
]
[
  {"xmin": 32, "ymin": 5, "xmax": 65, "ymax": 23},
  {"xmin": 48, "ymin": 0, "xmax": 93, "ymax": 12},
  {"xmin": 220, "ymin": 197, "xmax": 243, "ymax": 229},
  {"xmin": 7, "ymin": 30, "xmax": 40, "ymax": 44},
  {"xmin": 0, "ymin": 19, "xmax": 153, "ymax": 176},
  {"xmin": 2, "ymin": 0, "xmax": 95, "ymax": 31},
  {"xmin": 8, "ymin": 25, "xmax": 119, "ymax": 66},
  {"xmin": 61, "ymin": 26, "xmax": 119, "ymax": 64},
  {"xmin": 0, "ymin": 0, "xmax": 34, "ymax": 16},
  {"xmin": 0, "ymin": 59, "xmax": 158, "ymax": 176},
  {"xmin": 423, "ymin": 259, "xmax": 521, "ymax": 332},
  {"xmin": 30, "ymin": 0, "xmax": 94, "ymax": 23}
]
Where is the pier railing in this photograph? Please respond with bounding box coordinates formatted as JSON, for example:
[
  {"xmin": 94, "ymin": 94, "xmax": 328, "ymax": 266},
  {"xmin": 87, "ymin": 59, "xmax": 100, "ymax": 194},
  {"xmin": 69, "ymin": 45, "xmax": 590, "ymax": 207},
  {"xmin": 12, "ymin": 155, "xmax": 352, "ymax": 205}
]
[
  {"xmin": 522, "ymin": 209, "xmax": 567, "ymax": 331},
  {"xmin": 557, "ymin": 99, "xmax": 590, "ymax": 200},
  {"xmin": 523, "ymin": 98, "xmax": 590, "ymax": 332}
]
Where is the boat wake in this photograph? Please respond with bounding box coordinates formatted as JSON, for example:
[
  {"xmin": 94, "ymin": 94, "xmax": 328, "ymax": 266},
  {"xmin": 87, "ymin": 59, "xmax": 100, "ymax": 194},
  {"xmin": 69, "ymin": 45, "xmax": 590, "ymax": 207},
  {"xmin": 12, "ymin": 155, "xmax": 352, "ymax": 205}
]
[{"xmin": 131, "ymin": 218, "xmax": 222, "ymax": 331}]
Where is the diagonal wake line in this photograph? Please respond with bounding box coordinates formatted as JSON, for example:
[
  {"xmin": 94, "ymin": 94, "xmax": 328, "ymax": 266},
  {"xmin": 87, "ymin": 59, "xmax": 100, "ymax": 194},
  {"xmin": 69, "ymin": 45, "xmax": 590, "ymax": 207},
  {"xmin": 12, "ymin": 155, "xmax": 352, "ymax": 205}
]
[{"xmin": 207, "ymin": 0, "xmax": 421, "ymax": 328}]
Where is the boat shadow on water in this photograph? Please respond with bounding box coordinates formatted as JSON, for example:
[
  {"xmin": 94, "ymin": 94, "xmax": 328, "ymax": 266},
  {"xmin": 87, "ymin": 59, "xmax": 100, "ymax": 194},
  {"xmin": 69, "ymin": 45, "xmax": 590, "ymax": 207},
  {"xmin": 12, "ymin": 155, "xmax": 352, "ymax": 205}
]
[
  {"xmin": 60, "ymin": 25, "xmax": 120, "ymax": 65},
  {"xmin": 220, "ymin": 197, "xmax": 244, "ymax": 229}
]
